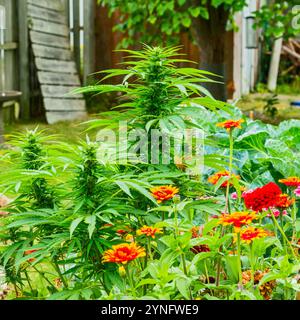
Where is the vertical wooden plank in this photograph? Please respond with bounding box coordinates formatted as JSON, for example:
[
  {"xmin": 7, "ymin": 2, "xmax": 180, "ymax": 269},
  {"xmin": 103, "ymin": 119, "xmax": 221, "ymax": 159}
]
[
  {"xmin": 73, "ymin": 0, "xmax": 81, "ymax": 76},
  {"xmin": 225, "ymin": 30, "xmax": 234, "ymax": 100},
  {"xmin": 64, "ymin": 0, "xmax": 70, "ymax": 36},
  {"xmin": 83, "ymin": 0, "xmax": 95, "ymax": 85},
  {"xmin": 94, "ymin": 5, "xmax": 114, "ymax": 73},
  {"xmin": 3, "ymin": 0, "xmax": 10, "ymax": 90},
  {"xmin": 0, "ymin": 104, "xmax": 4, "ymax": 143},
  {"xmin": 18, "ymin": 0, "xmax": 30, "ymax": 120},
  {"xmin": 233, "ymin": 12, "xmax": 243, "ymax": 99},
  {"xmin": 3, "ymin": 0, "xmax": 14, "ymax": 123}
]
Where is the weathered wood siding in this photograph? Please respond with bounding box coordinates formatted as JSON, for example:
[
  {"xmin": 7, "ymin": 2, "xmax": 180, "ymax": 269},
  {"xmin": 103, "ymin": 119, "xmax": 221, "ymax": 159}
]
[
  {"xmin": 0, "ymin": 0, "xmax": 18, "ymax": 91},
  {"xmin": 28, "ymin": 0, "xmax": 86, "ymax": 124},
  {"xmin": 0, "ymin": 0, "xmax": 20, "ymax": 123}
]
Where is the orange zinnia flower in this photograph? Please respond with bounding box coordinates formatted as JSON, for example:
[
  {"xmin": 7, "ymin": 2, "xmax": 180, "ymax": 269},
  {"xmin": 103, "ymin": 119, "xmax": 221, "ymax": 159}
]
[
  {"xmin": 240, "ymin": 226, "xmax": 268, "ymax": 243},
  {"xmin": 208, "ymin": 170, "xmax": 240, "ymax": 188},
  {"xmin": 150, "ymin": 185, "xmax": 179, "ymax": 203},
  {"xmin": 218, "ymin": 211, "xmax": 257, "ymax": 231},
  {"xmin": 279, "ymin": 177, "xmax": 300, "ymax": 187},
  {"xmin": 275, "ymin": 194, "xmax": 295, "ymax": 208},
  {"xmin": 102, "ymin": 242, "xmax": 146, "ymax": 264},
  {"xmin": 216, "ymin": 119, "xmax": 244, "ymax": 131},
  {"xmin": 136, "ymin": 225, "xmax": 162, "ymax": 238}
]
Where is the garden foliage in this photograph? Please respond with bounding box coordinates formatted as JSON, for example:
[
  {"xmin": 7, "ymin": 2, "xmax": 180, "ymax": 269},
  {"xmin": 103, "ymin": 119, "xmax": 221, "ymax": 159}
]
[{"xmin": 0, "ymin": 46, "xmax": 300, "ymax": 300}]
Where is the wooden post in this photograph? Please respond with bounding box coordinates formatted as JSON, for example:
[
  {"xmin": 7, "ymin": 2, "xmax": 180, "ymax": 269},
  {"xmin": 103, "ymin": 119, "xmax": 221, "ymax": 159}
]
[
  {"xmin": 83, "ymin": 0, "xmax": 95, "ymax": 85},
  {"xmin": 18, "ymin": 0, "xmax": 30, "ymax": 120},
  {"xmin": 64, "ymin": 0, "xmax": 70, "ymax": 40},
  {"xmin": 267, "ymin": 37, "xmax": 283, "ymax": 92},
  {"xmin": 73, "ymin": 0, "xmax": 81, "ymax": 77}
]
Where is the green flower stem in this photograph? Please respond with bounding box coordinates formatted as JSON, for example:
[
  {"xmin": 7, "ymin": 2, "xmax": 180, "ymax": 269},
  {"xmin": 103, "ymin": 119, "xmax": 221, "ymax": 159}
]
[
  {"xmin": 204, "ymin": 261, "xmax": 210, "ymax": 283},
  {"xmin": 52, "ymin": 261, "xmax": 68, "ymax": 288},
  {"xmin": 269, "ymin": 209, "xmax": 297, "ymax": 259},
  {"xmin": 204, "ymin": 260, "xmax": 213, "ymax": 296},
  {"xmin": 224, "ymin": 130, "xmax": 234, "ymax": 214},
  {"xmin": 142, "ymin": 258, "xmax": 147, "ymax": 295},
  {"xmin": 215, "ymin": 226, "xmax": 224, "ymax": 287},
  {"xmin": 181, "ymin": 256, "xmax": 188, "ymax": 277},
  {"xmin": 24, "ymin": 269, "xmax": 34, "ymax": 292},
  {"xmin": 174, "ymin": 204, "xmax": 179, "ymax": 237},
  {"xmin": 292, "ymin": 199, "xmax": 297, "ymax": 241},
  {"xmin": 13, "ymin": 284, "xmax": 20, "ymax": 298},
  {"xmin": 280, "ymin": 211, "xmax": 284, "ymax": 230},
  {"xmin": 173, "ymin": 203, "xmax": 189, "ymax": 289},
  {"xmin": 188, "ymin": 208, "xmax": 194, "ymax": 224},
  {"xmin": 249, "ymin": 242, "xmax": 255, "ymax": 285},
  {"xmin": 147, "ymin": 237, "xmax": 153, "ymax": 260},
  {"xmin": 237, "ymin": 232, "xmax": 243, "ymax": 285},
  {"xmin": 125, "ymin": 264, "xmax": 136, "ymax": 297},
  {"xmin": 144, "ymin": 249, "xmax": 148, "ymax": 269},
  {"xmin": 180, "ymin": 250, "xmax": 192, "ymax": 299},
  {"xmin": 32, "ymin": 266, "xmax": 58, "ymax": 291}
]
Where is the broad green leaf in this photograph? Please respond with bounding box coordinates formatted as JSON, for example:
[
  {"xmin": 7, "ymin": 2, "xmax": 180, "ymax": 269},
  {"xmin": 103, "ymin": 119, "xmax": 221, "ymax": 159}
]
[{"xmin": 70, "ymin": 217, "xmax": 84, "ymax": 238}]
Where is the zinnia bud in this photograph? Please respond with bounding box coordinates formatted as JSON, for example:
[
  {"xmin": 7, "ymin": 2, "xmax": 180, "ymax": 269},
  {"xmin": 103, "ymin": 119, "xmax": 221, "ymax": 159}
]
[
  {"xmin": 173, "ymin": 194, "xmax": 181, "ymax": 204},
  {"xmin": 118, "ymin": 266, "xmax": 126, "ymax": 277}
]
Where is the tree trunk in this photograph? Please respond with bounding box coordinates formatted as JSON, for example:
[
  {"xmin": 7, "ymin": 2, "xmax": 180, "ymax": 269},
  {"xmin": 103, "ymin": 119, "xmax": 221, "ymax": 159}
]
[
  {"xmin": 267, "ymin": 37, "xmax": 283, "ymax": 92},
  {"xmin": 191, "ymin": 4, "xmax": 229, "ymax": 101}
]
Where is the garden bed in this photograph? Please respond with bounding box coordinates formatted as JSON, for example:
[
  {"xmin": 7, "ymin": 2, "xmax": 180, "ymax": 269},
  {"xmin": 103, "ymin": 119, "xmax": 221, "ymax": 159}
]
[{"xmin": 0, "ymin": 47, "xmax": 300, "ymax": 301}]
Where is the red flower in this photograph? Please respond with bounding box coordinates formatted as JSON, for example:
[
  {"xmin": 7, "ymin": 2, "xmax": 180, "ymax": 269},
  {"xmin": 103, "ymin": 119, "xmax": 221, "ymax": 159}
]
[{"xmin": 242, "ymin": 182, "xmax": 282, "ymax": 212}]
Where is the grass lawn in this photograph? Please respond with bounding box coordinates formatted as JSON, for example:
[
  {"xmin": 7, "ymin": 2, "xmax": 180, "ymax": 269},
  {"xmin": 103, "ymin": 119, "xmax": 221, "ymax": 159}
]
[
  {"xmin": 237, "ymin": 93, "xmax": 300, "ymax": 124},
  {"xmin": 4, "ymin": 119, "xmax": 92, "ymax": 145},
  {"xmin": 2, "ymin": 93, "xmax": 300, "ymax": 143}
]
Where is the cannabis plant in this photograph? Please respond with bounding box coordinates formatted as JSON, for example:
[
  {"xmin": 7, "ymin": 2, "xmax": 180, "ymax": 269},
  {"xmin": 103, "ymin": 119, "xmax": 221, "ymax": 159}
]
[
  {"xmin": 263, "ymin": 94, "xmax": 279, "ymax": 118},
  {"xmin": 1, "ymin": 129, "xmax": 57, "ymax": 209},
  {"xmin": 76, "ymin": 45, "xmax": 231, "ymax": 132}
]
